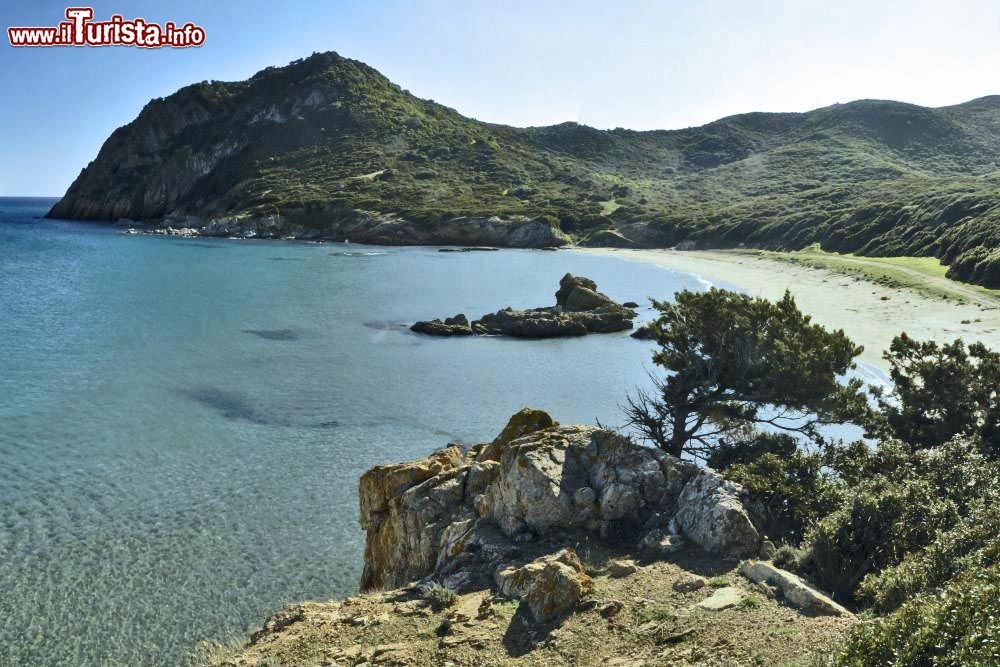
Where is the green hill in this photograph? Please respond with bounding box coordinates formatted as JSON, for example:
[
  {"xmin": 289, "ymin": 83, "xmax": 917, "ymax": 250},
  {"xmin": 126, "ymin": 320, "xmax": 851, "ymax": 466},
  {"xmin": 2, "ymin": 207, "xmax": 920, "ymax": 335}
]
[{"xmin": 49, "ymin": 51, "xmax": 1000, "ymax": 286}]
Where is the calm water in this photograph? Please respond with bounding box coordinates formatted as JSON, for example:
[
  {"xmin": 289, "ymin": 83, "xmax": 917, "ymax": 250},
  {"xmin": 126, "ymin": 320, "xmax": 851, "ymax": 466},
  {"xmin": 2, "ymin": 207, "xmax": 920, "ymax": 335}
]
[{"xmin": 0, "ymin": 198, "xmax": 717, "ymax": 665}]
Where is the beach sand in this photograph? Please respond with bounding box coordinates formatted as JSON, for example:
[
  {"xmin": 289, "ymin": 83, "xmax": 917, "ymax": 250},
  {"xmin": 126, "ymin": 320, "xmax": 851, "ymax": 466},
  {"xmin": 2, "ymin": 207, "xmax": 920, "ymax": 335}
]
[{"xmin": 576, "ymin": 248, "xmax": 1000, "ymax": 372}]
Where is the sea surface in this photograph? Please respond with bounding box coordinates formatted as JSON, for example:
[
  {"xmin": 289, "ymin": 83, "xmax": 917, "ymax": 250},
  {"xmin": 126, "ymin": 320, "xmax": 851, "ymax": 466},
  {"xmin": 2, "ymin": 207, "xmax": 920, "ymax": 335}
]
[{"xmin": 0, "ymin": 197, "xmax": 725, "ymax": 665}]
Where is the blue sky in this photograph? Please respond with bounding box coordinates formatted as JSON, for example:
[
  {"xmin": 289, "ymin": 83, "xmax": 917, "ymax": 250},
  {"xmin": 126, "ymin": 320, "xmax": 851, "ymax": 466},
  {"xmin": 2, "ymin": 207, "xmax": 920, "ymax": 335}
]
[{"xmin": 2, "ymin": 0, "xmax": 1000, "ymax": 196}]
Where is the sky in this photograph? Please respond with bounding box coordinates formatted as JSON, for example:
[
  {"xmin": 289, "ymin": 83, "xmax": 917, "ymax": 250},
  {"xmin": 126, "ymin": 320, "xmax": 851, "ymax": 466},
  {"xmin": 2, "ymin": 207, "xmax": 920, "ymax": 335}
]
[{"xmin": 2, "ymin": 0, "xmax": 1000, "ymax": 196}]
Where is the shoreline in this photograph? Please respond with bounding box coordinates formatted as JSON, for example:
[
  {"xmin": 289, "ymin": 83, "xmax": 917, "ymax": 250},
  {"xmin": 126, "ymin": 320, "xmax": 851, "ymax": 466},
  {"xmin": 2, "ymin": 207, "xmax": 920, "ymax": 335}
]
[{"xmin": 576, "ymin": 248, "xmax": 1000, "ymax": 372}]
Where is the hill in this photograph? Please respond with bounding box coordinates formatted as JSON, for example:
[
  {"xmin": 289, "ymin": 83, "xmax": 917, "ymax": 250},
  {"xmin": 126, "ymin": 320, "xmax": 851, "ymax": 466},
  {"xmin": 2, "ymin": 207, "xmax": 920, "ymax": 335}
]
[{"xmin": 48, "ymin": 51, "xmax": 1000, "ymax": 286}]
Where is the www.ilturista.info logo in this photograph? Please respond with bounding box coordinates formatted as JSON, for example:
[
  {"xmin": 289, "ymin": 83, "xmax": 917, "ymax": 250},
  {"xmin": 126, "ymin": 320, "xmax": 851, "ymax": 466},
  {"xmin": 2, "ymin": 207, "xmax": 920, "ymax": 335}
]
[{"xmin": 8, "ymin": 7, "xmax": 205, "ymax": 48}]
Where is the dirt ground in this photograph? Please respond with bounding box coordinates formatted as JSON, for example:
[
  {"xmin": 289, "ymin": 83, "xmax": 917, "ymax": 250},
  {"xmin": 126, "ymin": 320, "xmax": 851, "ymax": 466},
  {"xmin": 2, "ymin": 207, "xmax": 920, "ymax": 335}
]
[{"xmin": 200, "ymin": 539, "xmax": 854, "ymax": 667}]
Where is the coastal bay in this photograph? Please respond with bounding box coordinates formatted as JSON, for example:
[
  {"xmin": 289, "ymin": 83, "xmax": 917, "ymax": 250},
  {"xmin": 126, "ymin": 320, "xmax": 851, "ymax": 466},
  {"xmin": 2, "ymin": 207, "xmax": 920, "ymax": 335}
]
[{"xmin": 579, "ymin": 248, "xmax": 1000, "ymax": 372}]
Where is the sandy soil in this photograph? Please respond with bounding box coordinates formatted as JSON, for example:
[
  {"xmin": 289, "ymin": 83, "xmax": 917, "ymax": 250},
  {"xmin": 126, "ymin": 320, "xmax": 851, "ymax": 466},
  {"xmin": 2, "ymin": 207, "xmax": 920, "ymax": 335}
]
[{"xmin": 577, "ymin": 248, "xmax": 1000, "ymax": 372}]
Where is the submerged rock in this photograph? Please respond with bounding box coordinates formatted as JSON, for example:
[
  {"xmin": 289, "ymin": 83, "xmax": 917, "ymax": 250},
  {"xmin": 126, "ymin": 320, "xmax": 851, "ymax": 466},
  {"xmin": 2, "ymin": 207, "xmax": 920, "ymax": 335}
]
[{"xmin": 631, "ymin": 325, "xmax": 654, "ymax": 340}]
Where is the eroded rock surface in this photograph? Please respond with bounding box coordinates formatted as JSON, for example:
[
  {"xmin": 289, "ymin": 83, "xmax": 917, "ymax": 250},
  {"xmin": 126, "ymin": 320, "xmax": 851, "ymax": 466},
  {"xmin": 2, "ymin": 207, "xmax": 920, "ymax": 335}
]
[{"xmin": 359, "ymin": 408, "xmax": 760, "ymax": 593}]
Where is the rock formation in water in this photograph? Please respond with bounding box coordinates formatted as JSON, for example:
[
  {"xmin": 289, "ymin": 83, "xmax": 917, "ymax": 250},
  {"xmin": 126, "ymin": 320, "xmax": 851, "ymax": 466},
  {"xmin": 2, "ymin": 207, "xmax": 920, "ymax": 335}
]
[{"xmin": 410, "ymin": 274, "xmax": 637, "ymax": 339}]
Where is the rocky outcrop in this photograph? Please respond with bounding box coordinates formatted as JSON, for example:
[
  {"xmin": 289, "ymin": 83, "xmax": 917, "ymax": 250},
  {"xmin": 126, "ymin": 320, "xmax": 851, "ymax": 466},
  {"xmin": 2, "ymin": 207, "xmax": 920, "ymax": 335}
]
[
  {"xmin": 412, "ymin": 274, "xmax": 637, "ymax": 339},
  {"xmin": 358, "ymin": 408, "xmax": 760, "ymax": 593}
]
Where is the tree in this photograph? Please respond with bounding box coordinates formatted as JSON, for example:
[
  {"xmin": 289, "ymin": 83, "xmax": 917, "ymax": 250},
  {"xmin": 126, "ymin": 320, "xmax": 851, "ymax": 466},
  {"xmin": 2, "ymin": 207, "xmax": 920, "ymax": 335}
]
[
  {"xmin": 870, "ymin": 334, "xmax": 1000, "ymax": 455},
  {"xmin": 623, "ymin": 288, "xmax": 868, "ymax": 459}
]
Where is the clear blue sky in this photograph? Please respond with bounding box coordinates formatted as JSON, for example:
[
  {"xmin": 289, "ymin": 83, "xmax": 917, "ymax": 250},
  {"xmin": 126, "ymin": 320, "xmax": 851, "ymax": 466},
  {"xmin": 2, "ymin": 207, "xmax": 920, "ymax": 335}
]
[{"xmin": 2, "ymin": 0, "xmax": 999, "ymax": 196}]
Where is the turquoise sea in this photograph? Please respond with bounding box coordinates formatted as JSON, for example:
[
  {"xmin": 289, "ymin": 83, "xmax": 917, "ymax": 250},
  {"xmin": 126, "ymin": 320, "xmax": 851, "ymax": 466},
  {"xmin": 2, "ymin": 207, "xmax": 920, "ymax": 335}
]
[{"xmin": 0, "ymin": 197, "xmax": 724, "ymax": 665}]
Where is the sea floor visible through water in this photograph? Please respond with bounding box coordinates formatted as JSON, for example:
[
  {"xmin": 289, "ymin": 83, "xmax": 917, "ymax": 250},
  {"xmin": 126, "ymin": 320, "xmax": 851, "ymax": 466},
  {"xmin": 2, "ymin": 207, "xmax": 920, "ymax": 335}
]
[{"xmin": 0, "ymin": 198, "xmax": 882, "ymax": 665}]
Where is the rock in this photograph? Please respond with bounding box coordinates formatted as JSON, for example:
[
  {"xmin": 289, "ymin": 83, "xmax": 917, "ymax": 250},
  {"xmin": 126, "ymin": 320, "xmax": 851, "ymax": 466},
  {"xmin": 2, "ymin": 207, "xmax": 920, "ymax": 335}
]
[
  {"xmin": 599, "ymin": 600, "xmax": 625, "ymax": 618},
  {"xmin": 419, "ymin": 274, "xmax": 637, "ymax": 339},
  {"xmin": 249, "ymin": 606, "xmax": 305, "ymax": 644},
  {"xmin": 638, "ymin": 529, "xmax": 685, "ymax": 555},
  {"xmin": 630, "ymin": 325, "xmax": 654, "ymax": 340},
  {"xmin": 739, "ymin": 560, "xmax": 852, "ymax": 616},
  {"xmin": 358, "ymin": 408, "xmax": 758, "ymax": 593},
  {"xmin": 495, "ymin": 549, "xmax": 594, "ymax": 623},
  {"xmin": 673, "ymin": 469, "xmax": 760, "ymax": 557},
  {"xmin": 608, "ymin": 559, "xmax": 639, "ymax": 578},
  {"xmin": 696, "ymin": 587, "xmax": 744, "ymax": 611},
  {"xmin": 572, "ymin": 486, "xmax": 597, "ymax": 510},
  {"xmin": 673, "ymin": 574, "xmax": 708, "ymax": 593},
  {"xmin": 477, "ymin": 408, "xmax": 555, "ymax": 462},
  {"xmin": 410, "ymin": 314, "xmax": 473, "ymax": 336},
  {"xmin": 358, "ymin": 446, "xmax": 473, "ymax": 590},
  {"xmin": 554, "ymin": 274, "xmax": 598, "ymax": 306},
  {"xmin": 622, "ymin": 301, "xmax": 640, "ymax": 308},
  {"xmin": 759, "ymin": 539, "xmax": 777, "ymax": 560}
]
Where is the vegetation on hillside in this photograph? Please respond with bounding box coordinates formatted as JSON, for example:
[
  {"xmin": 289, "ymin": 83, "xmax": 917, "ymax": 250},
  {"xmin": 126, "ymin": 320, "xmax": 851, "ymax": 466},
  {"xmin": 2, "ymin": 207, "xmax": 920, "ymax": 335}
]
[
  {"xmin": 633, "ymin": 288, "xmax": 1000, "ymax": 665},
  {"xmin": 50, "ymin": 51, "xmax": 1000, "ymax": 287}
]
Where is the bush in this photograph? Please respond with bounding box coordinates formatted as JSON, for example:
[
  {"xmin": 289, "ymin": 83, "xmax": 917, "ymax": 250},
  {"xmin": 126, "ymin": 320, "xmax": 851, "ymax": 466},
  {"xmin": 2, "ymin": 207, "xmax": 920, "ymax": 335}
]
[
  {"xmin": 834, "ymin": 564, "xmax": 1000, "ymax": 666},
  {"xmin": 420, "ymin": 581, "xmax": 457, "ymax": 611},
  {"xmin": 801, "ymin": 438, "xmax": 995, "ymax": 603},
  {"xmin": 708, "ymin": 433, "xmax": 844, "ymax": 544}
]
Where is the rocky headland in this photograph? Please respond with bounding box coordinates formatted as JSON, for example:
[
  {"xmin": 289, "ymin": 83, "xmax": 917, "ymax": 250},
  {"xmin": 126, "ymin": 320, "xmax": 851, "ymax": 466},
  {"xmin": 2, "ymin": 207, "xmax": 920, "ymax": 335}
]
[
  {"xmin": 410, "ymin": 274, "xmax": 638, "ymax": 339},
  {"xmin": 204, "ymin": 409, "xmax": 854, "ymax": 666}
]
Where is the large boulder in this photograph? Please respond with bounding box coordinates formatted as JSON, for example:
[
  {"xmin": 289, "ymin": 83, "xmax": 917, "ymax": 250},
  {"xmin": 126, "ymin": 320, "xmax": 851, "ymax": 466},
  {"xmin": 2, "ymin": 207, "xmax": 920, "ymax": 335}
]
[
  {"xmin": 494, "ymin": 549, "xmax": 593, "ymax": 623},
  {"xmin": 672, "ymin": 469, "xmax": 760, "ymax": 557}
]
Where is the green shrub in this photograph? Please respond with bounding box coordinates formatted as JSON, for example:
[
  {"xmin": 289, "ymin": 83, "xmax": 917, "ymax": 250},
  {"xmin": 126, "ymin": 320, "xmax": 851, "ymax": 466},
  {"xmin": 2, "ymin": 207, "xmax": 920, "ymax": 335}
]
[
  {"xmin": 420, "ymin": 581, "xmax": 457, "ymax": 611},
  {"xmin": 834, "ymin": 564, "xmax": 1000, "ymax": 666},
  {"xmin": 801, "ymin": 477, "xmax": 960, "ymax": 602},
  {"xmin": 709, "ymin": 433, "xmax": 844, "ymax": 544},
  {"xmin": 802, "ymin": 437, "xmax": 995, "ymax": 603}
]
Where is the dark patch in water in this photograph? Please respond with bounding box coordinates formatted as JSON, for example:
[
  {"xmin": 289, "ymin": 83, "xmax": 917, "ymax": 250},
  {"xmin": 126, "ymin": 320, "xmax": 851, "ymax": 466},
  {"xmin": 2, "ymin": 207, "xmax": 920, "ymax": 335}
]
[
  {"xmin": 267, "ymin": 257, "xmax": 302, "ymax": 261},
  {"xmin": 184, "ymin": 243, "xmax": 228, "ymax": 250},
  {"xmin": 242, "ymin": 328, "xmax": 299, "ymax": 341},
  {"xmin": 180, "ymin": 386, "xmax": 340, "ymax": 429},
  {"xmin": 363, "ymin": 320, "xmax": 410, "ymax": 332},
  {"xmin": 182, "ymin": 387, "xmax": 266, "ymax": 424}
]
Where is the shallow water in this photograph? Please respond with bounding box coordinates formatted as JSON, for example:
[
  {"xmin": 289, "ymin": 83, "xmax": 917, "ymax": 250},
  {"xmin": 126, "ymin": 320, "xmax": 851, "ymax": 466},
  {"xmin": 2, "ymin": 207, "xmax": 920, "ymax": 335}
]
[{"xmin": 0, "ymin": 198, "xmax": 720, "ymax": 665}]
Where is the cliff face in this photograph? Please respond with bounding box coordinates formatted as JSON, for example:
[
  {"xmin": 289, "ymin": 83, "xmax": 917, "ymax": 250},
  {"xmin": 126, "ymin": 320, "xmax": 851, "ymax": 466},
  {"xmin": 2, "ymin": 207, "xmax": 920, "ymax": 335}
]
[
  {"xmin": 357, "ymin": 408, "xmax": 760, "ymax": 592},
  {"xmin": 204, "ymin": 409, "xmax": 855, "ymax": 666}
]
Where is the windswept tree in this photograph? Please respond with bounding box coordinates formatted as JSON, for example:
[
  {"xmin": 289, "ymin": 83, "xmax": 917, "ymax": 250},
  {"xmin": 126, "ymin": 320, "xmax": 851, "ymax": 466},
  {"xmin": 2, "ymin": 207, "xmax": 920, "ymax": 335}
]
[
  {"xmin": 870, "ymin": 334, "xmax": 1000, "ymax": 455},
  {"xmin": 624, "ymin": 288, "xmax": 868, "ymax": 459}
]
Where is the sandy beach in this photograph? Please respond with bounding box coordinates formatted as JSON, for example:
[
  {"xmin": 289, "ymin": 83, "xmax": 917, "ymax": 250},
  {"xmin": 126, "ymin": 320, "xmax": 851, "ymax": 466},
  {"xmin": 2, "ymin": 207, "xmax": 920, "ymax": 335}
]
[{"xmin": 577, "ymin": 248, "xmax": 1000, "ymax": 372}]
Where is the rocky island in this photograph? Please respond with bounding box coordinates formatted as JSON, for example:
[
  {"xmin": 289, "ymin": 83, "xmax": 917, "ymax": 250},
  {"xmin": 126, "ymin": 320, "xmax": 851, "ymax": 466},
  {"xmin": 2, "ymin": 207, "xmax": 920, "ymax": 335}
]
[
  {"xmin": 410, "ymin": 274, "xmax": 638, "ymax": 338},
  {"xmin": 203, "ymin": 408, "xmax": 853, "ymax": 666}
]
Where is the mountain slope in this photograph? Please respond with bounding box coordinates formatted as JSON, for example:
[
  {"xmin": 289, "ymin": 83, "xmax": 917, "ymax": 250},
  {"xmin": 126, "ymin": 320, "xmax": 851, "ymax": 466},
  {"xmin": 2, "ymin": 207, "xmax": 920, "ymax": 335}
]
[{"xmin": 49, "ymin": 51, "xmax": 1000, "ymax": 286}]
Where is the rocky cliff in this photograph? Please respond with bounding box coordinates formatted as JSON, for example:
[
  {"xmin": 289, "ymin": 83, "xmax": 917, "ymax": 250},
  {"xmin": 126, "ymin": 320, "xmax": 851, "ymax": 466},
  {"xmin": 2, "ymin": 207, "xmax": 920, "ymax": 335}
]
[
  {"xmin": 358, "ymin": 408, "xmax": 760, "ymax": 593},
  {"xmin": 205, "ymin": 409, "xmax": 854, "ymax": 666}
]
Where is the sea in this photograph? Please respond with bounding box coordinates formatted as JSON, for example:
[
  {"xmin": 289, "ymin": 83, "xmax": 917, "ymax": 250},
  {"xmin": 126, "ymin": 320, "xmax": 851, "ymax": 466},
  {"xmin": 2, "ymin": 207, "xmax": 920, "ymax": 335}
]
[{"xmin": 0, "ymin": 197, "xmax": 729, "ymax": 665}]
